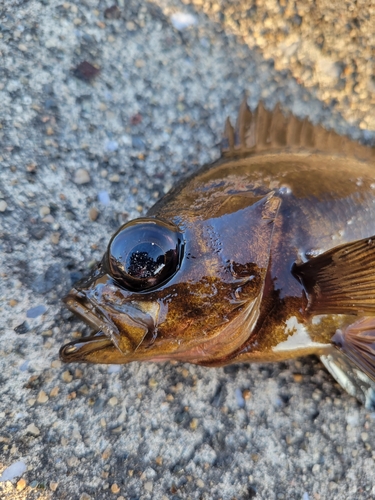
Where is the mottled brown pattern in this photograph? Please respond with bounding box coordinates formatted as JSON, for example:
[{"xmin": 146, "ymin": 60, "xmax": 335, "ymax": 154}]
[{"xmin": 61, "ymin": 101, "xmax": 375, "ymax": 391}]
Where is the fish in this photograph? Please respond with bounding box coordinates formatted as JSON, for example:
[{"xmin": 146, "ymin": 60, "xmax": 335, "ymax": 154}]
[{"xmin": 60, "ymin": 98, "xmax": 375, "ymax": 408}]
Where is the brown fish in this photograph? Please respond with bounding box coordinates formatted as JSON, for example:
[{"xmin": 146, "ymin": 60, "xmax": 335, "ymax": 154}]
[{"xmin": 61, "ymin": 99, "xmax": 375, "ymax": 408}]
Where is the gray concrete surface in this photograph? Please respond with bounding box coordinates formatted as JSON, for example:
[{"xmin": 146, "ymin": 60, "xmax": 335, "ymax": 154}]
[{"xmin": 1, "ymin": 1, "xmax": 375, "ymax": 499}]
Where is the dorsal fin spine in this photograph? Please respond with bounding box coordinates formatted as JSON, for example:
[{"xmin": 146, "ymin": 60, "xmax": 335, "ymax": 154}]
[{"xmin": 221, "ymin": 99, "xmax": 375, "ymax": 161}]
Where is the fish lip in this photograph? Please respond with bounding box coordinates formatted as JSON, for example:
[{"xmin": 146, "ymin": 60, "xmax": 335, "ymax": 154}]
[
  {"xmin": 63, "ymin": 287, "xmax": 122, "ymax": 351},
  {"xmin": 62, "ymin": 286, "xmax": 156, "ymax": 359},
  {"xmin": 63, "ymin": 288, "xmax": 107, "ymax": 333},
  {"xmin": 59, "ymin": 331, "xmax": 113, "ymax": 362}
]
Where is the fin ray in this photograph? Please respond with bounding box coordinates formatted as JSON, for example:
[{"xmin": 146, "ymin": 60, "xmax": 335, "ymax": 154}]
[
  {"xmin": 222, "ymin": 99, "xmax": 375, "ymax": 161},
  {"xmin": 293, "ymin": 236, "xmax": 375, "ymax": 315},
  {"xmin": 333, "ymin": 318, "xmax": 375, "ymax": 387},
  {"xmin": 320, "ymin": 347, "xmax": 375, "ymax": 409}
]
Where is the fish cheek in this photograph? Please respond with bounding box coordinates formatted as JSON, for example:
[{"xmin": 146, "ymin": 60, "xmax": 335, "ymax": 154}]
[
  {"xmin": 154, "ymin": 272, "xmax": 263, "ymax": 349},
  {"xmin": 113, "ymin": 317, "xmax": 149, "ymax": 352}
]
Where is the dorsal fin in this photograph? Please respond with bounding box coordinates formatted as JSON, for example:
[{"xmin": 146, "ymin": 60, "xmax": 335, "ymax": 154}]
[{"xmin": 222, "ymin": 98, "xmax": 375, "ymax": 161}]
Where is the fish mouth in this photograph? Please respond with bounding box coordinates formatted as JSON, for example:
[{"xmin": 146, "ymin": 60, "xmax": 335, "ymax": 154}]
[
  {"xmin": 61, "ymin": 287, "xmax": 153, "ymax": 364},
  {"xmin": 63, "ymin": 289, "xmax": 109, "ymax": 333},
  {"xmin": 59, "ymin": 331, "xmax": 114, "ymax": 362}
]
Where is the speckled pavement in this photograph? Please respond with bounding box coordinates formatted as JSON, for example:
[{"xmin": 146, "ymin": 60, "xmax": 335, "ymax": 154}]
[{"xmin": 1, "ymin": 1, "xmax": 375, "ymax": 499}]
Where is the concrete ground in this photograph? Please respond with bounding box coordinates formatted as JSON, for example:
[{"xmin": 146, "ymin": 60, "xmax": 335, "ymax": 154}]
[{"xmin": 1, "ymin": 0, "xmax": 375, "ymax": 499}]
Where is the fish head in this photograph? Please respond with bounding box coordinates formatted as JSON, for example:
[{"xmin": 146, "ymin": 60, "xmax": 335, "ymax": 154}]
[{"xmin": 61, "ymin": 192, "xmax": 280, "ymax": 365}]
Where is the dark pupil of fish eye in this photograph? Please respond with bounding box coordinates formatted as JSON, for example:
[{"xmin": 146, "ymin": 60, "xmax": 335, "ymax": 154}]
[{"xmin": 126, "ymin": 243, "xmax": 165, "ymax": 279}]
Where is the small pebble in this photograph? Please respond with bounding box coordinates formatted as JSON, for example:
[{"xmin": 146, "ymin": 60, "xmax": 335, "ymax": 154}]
[
  {"xmin": 111, "ymin": 483, "xmax": 120, "ymax": 494},
  {"xmin": 67, "ymin": 457, "xmax": 79, "ymax": 467},
  {"xmin": 26, "ymin": 163, "xmax": 37, "ymax": 173},
  {"xmin": 62, "ymin": 370, "xmax": 73, "ymax": 383},
  {"xmin": 19, "ymin": 361, "xmax": 30, "ymax": 372},
  {"xmin": 50, "ymin": 387, "xmax": 59, "ymax": 397},
  {"xmin": 132, "ymin": 136, "xmax": 145, "ymax": 149},
  {"xmin": 126, "ymin": 21, "xmax": 135, "ymax": 30},
  {"xmin": 14, "ymin": 321, "xmax": 30, "ymax": 335},
  {"xmin": 148, "ymin": 378, "xmax": 158, "ymax": 388},
  {"xmin": 170, "ymin": 12, "xmax": 197, "ymax": 30},
  {"xmin": 312, "ymin": 464, "xmax": 320, "ymax": 474},
  {"xmin": 89, "ymin": 207, "xmax": 99, "ymax": 222},
  {"xmin": 190, "ymin": 418, "xmax": 198, "ymax": 430},
  {"xmin": 108, "ymin": 397, "xmax": 118, "ymax": 406},
  {"xmin": 361, "ymin": 432, "xmax": 369, "ymax": 441},
  {"xmin": 26, "ymin": 305, "xmax": 47, "ymax": 318},
  {"xmin": 73, "ymin": 169, "xmax": 90, "ymax": 185},
  {"xmin": 26, "ymin": 423, "xmax": 40, "ymax": 436},
  {"xmin": 105, "ymin": 140, "xmax": 118, "ymax": 152},
  {"xmin": 144, "ymin": 482, "xmax": 153, "ymax": 493},
  {"xmin": 73, "ymin": 61, "xmax": 100, "ymax": 82},
  {"xmin": 235, "ymin": 388, "xmax": 245, "ymax": 408},
  {"xmin": 51, "ymin": 232, "xmax": 60, "ymax": 244},
  {"xmin": 98, "ymin": 190, "xmax": 110, "ymax": 205},
  {"xmin": 37, "ymin": 390, "xmax": 49, "ymax": 404},
  {"xmin": 196, "ymin": 479, "xmax": 205, "ymax": 488},
  {"xmin": 79, "ymin": 494, "xmax": 92, "ymax": 500},
  {"xmin": 109, "ymin": 173, "xmax": 120, "ymax": 183},
  {"xmin": 243, "ymin": 389, "xmax": 252, "ymax": 400},
  {"xmin": 121, "ymin": 134, "xmax": 132, "ymax": 146},
  {"xmin": 102, "ymin": 448, "xmax": 111, "ymax": 460},
  {"xmin": 0, "ymin": 461, "xmax": 27, "ymax": 482},
  {"xmin": 105, "ymin": 5, "xmax": 121, "ymax": 19},
  {"xmin": 0, "ymin": 200, "xmax": 7, "ymax": 212},
  {"xmin": 42, "ymin": 214, "xmax": 54, "ymax": 223},
  {"xmin": 16, "ymin": 478, "xmax": 27, "ymax": 491},
  {"xmin": 50, "ymin": 482, "xmax": 58, "ymax": 492}
]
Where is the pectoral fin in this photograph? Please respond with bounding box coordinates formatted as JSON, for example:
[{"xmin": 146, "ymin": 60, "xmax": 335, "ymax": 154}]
[
  {"xmin": 320, "ymin": 344, "xmax": 375, "ymax": 410},
  {"xmin": 332, "ymin": 317, "xmax": 375, "ymax": 384},
  {"xmin": 292, "ymin": 236, "xmax": 375, "ymax": 315}
]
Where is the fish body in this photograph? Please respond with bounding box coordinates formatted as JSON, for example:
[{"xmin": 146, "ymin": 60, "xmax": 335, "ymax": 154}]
[{"xmin": 61, "ymin": 100, "xmax": 375, "ymax": 407}]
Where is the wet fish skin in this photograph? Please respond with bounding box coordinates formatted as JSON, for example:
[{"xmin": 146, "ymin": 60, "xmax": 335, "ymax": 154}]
[{"xmin": 61, "ymin": 99, "xmax": 375, "ymax": 407}]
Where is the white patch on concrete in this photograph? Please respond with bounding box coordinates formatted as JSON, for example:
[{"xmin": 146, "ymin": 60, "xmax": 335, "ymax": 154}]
[
  {"xmin": 170, "ymin": 12, "xmax": 197, "ymax": 30},
  {"xmin": 273, "ymin": 316, "xmax": 327, "ymax": 352}
]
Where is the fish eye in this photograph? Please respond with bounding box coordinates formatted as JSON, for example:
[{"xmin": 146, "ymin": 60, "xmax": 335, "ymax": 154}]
[{"xmin": 107, "ymin": 217, "xmax": 184, "ymax": 291}]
